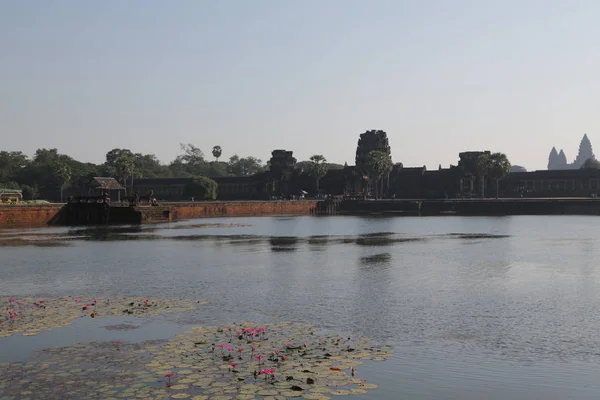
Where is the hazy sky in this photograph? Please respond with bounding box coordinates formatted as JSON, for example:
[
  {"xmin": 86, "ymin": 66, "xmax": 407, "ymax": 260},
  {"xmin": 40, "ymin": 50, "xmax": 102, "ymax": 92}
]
[{"xmin": 2, "ymin": 0, "xmax": 600, "ymax": 171}]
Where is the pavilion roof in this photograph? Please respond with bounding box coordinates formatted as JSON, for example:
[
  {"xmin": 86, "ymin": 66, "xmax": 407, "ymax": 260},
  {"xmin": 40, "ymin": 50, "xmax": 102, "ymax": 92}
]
[
  {"xmin": 88, "ymin": 177, "xmax": 125, "ymax": 191},
  {"xmin": 0, "ymin": 188, "xmax": 22, "ymax": 194}
]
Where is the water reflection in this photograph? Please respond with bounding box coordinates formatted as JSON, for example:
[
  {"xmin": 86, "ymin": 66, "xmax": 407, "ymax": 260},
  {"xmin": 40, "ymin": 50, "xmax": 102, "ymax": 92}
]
[
  {"xmin": 269, "ymin": 236, "xmax": 299, "ymax": 252},
  {"xmin": 355, "ymin": 232, "xmax": 423, "ymax": 247},
  {"xmin": 307, "ymin": 235, "xmax": 329, "ymax": 251},
  {"xmin": 352, "ymin": 250, "xmax": 394, "ymax": 339},
  {"xmin": 69, "ymin": 225, "xmax": 145, "ymax": 240},
  {"xmin": 227, "ymin": 237, "xmax": 265, "ymax": 247},
  {"xmin": 0, "ymin": 239, "xmax": 71, "ymax": 247},
  {"xmin": 1, "ymin": 224, "xmax": 518, "ymax": 250},
  {"xmin": 360, "ymin": 252, "xmax": 392, "ymax": 266},
  {"xmin": 443, "ymin": 233, "xmax": 511, "ymax": 240}
]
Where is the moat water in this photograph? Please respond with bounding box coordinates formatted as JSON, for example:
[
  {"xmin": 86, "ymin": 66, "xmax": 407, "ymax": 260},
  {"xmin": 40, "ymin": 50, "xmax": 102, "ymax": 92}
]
[{"xmin": 2, "ymin": 215, "xmax": 600, "ymax": 399}]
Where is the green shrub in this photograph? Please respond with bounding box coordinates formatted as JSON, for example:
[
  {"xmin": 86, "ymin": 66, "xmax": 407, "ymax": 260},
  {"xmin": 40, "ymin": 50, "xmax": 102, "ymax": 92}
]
[{"xmin": 183, "ymin": 176, "xmax": 218, "ymax": 200}]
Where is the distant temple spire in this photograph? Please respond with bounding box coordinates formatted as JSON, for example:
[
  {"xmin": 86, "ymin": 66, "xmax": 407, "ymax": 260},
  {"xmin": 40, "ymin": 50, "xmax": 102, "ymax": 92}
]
[
  {"xmin": 574, "ymin": 134, "xmax": 594, "ymax": 168},
  {"xmin": 548, "ymin": 147, "xmax": 560, "ymax": 170},
  {"xmin": 558, "ymin": 149, "xmax": 567, "ymax": 166}
]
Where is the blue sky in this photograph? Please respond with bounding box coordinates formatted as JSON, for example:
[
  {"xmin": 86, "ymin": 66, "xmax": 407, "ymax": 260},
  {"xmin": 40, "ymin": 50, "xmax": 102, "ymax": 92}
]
[{"xmin": 2, "ymin": 0, "xmax": 600, "ymax": 170}]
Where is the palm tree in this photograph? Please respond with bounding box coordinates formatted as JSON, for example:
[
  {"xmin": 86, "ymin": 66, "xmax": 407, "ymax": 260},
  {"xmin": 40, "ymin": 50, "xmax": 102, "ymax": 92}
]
[
  {"xmin": 487, "ymin": 153, "xmax": 511, "ymax": 198},
  {"xmin": 365, "ymin": 151, "xmax": 393, "ymax": 198},
  {"xmin": 212, "ymin": 146, "xmax": 222, "ymax": 162},
  {"xmin": 116, "ymin": 155, "xmax": 135, "ymax": 196},
  {"xmin": 309, "ymin": 155, "xmax": 328, "ymax": 192},
  {"xmin": 475, "ymin": 154, "xmax": 491, "ymax": 198},
  {"xmin": 53, "ymin": 161, "xmax": 71, "ymax": 202}
]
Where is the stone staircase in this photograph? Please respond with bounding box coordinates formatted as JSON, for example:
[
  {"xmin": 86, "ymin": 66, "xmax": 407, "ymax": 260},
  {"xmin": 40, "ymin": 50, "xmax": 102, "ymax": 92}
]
[{"xmin": 137, "ymin": 206, "xmax": 171, "ymax": 223}]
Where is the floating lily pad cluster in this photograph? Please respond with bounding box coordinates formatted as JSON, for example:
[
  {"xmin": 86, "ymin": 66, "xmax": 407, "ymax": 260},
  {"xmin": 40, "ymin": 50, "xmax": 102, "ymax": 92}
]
[
  {"xmin": 147, "ymin": 321, "xmax": 392, "ymax": 399},
  {"xmin": 0, "ymin": 339, "xmax": 170, "ymax": 400},
  {"xmin": 0, "ymin": 296, "xmax": 201, "ymax": 337},
  {"xmin": 0, "ymin": 322, "xmax": 392, "ymax": 399}
]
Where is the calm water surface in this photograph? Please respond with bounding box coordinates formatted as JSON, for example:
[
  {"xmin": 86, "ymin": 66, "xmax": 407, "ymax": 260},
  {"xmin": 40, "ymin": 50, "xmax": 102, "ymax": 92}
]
[{"xmin": 2, "ymin": 215, "xmax": 600, "ymax": 399}]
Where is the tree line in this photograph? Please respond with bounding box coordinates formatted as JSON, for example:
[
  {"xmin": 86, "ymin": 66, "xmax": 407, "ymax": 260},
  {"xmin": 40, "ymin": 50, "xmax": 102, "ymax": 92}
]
[
  {"xmin": 457, "ymin": 152, "xmax": 512, "ymax": 198},
  {"xmin": 0, "ymin": 144, "xmax": 270, "ymax": 201},
  {"xmin": 0, "ymin": 144, "xmax": 350, "ymax": 201}
]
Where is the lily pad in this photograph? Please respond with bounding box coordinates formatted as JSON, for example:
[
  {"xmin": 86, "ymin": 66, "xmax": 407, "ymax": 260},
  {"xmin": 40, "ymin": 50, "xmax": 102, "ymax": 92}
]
[
  {"xmin": 0, "ymin": 320, "xmax": 391, "ymax": 399},
  {"xmin": 0, "ymin": 296, "xmax": 200, "ymax": 337}
]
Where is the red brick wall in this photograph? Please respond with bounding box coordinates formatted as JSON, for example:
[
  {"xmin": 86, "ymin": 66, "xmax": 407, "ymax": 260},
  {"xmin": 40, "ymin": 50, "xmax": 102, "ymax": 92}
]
[
  {"xmin": 0, "ymin": 204, "xmax": 64, "ymax": 226},
  {"xmin": 0, "ymin": 201, "xmax": 318, "ymax": 227},
  {"xmin": 167, "ymin": 200, "xmax": 317, "ymax": 219}
]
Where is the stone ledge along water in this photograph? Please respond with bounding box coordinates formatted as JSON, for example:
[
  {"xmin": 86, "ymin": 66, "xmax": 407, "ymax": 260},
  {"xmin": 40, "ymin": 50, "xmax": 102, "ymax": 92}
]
[
  {"xmin": 3, "ymin": 197, "xmax": 600, "ymax": 227},
  {"xmin": 0, "ymin": 200, "xmax": 319, "ymax": 227},
  {"xmin": 316, "ymin": 197, "xmax": 600, "ymax": 216}
]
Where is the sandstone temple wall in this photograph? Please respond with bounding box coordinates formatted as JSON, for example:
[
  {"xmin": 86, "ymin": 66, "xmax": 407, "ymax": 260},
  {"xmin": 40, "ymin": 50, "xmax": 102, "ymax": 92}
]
[{"xmin": 167, "ymin": 200, "xmax": 317, "ymax": 220}]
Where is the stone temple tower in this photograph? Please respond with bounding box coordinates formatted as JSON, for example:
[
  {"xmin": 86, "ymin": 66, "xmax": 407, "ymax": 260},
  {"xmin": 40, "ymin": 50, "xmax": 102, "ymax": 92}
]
[
  {"xmin": 573, "ymin": 134, "xmax": 594, "ymax": 168},
  {"xmin": 548, "ymin": 147, "xmax": 568, "ymax": 170},
  {"xmin": 557, "ymin": 149, "xmax": 567, "ymax": 166},
  {"xmin": 547, "ymin": 147, "xmax": 559, "ymax": 170},
  {"xmin": 355, "ymin": 130, "xmax": 391, "ymax": 175}
]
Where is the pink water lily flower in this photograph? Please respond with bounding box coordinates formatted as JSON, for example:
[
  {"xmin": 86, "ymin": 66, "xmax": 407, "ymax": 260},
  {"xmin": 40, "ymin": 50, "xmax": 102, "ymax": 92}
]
[{"xmin": 261, "ymin": 368, "xmax": 276, "ymax": 379}]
